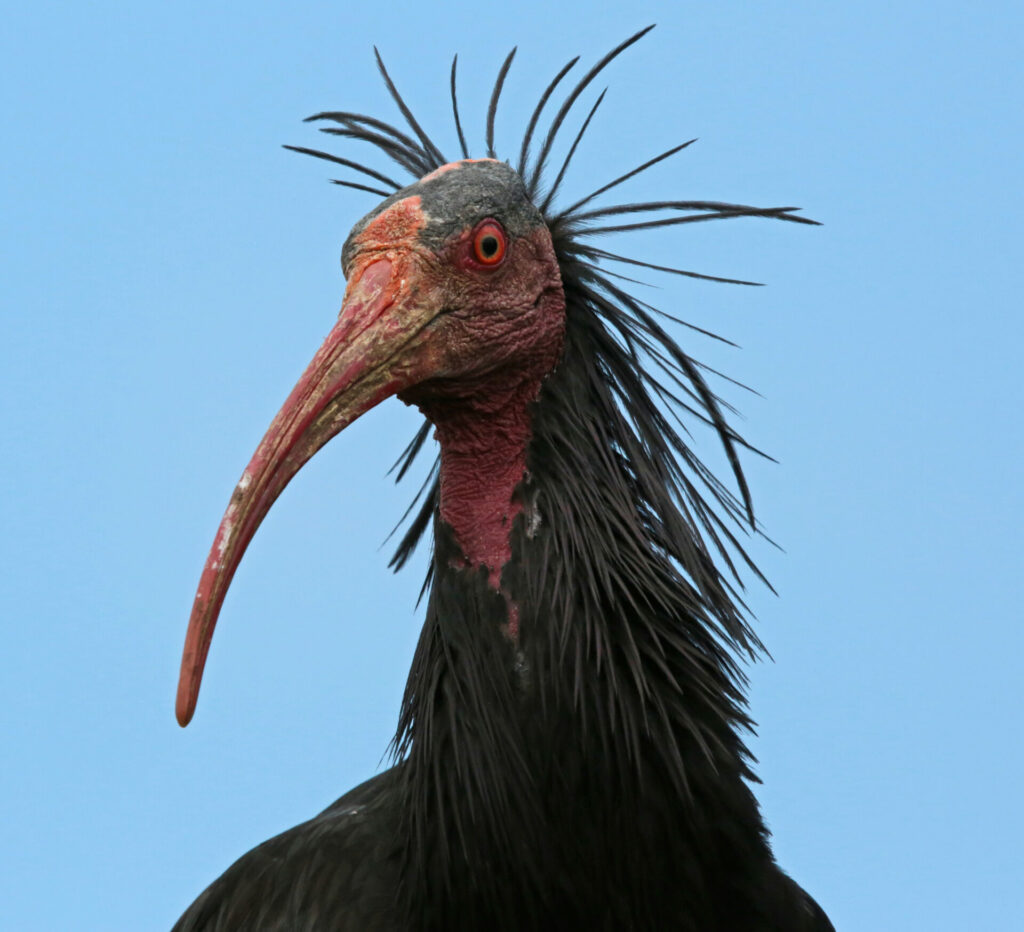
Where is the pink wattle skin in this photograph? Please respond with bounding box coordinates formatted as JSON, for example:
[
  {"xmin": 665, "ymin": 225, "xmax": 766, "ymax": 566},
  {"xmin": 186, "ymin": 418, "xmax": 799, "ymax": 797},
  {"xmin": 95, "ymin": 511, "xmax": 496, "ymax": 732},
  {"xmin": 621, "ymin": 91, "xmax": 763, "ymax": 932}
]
[
  {"xmin": 429, "ymin": 381, "xmax": 540, "ymax": 640},
  {"xmin": 432, "ymin": 379, "xmax": 538, "ymax": 581}
]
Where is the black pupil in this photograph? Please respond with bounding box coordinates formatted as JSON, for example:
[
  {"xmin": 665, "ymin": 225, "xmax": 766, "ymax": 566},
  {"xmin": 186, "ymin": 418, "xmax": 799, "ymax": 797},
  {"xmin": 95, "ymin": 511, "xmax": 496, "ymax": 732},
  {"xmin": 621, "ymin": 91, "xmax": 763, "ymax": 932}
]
[{"xmin": 480, "ymin": 235, "xmax": 499, "ymax": 258}]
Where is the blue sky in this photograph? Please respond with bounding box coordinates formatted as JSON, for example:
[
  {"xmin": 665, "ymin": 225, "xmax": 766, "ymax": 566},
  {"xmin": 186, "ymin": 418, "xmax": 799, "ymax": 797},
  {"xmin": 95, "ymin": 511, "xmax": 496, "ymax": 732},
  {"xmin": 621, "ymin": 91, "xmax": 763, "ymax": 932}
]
[{"xmin": 2, "ymin": 2, "xmax": 1021, "ymax": 928}]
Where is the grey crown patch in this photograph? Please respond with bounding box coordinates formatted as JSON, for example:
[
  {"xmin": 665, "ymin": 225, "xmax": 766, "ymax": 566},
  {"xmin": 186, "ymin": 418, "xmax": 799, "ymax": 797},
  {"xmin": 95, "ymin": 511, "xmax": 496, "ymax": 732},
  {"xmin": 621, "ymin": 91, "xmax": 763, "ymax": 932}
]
[{"xmin": 341, "ymin": 160, "xmax": 544, "ymax": 274}]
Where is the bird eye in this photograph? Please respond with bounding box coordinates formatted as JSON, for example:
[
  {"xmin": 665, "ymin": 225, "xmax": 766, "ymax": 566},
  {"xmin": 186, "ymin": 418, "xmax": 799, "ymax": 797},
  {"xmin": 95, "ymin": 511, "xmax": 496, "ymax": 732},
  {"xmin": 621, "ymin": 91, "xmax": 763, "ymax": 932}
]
[{"xmin": 472, "ymin": 221, "xmax": 507, "ymax": 266}]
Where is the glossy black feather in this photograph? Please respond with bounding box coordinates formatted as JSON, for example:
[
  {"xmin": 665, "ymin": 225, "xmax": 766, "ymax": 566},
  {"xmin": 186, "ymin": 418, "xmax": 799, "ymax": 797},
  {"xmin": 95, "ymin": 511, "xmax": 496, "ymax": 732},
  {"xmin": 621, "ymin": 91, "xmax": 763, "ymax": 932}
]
[
  {"xmin": 580, "ymin": 244, "xmax": 763, "ymax": 286},
  {"xmin": 485, "ymin": 48, "xmax": 517, "ymax": 158},
  {"xmin": 527, "ymin": 25, "xmax": 655, "ymax": 193},
  {"xmin": 173, "ymin": 772, "xmax": 404, "ymax": 931},
  {"xmin": 281, "ymin": 145, "xmax": 401, "ymax": 191},
  {"xmin": 538, "ymin": 87, "xmax": 607, "ymax": 213},
  {"xmin": 516, "ymin": 55, "xmax": 580, "ymax": 180},
  {"xmin": 449, "ymin": 56, "xmax": 469, "ymax": 161},
  {"xmin": 372, "ymin": 48, "xmax": 446, "ymax": 168},
  {"xmin": 560, "ymin": 138, "xmax": 698, "ymax": 215}
]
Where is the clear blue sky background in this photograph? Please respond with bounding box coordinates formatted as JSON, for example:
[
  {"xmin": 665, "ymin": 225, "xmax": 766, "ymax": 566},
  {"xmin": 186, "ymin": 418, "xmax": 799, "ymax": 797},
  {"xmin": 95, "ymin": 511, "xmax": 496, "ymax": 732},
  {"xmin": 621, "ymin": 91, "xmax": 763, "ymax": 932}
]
[{"xmin": 2, "ymin": 3, "xmax": 1021, "ymax": 929}]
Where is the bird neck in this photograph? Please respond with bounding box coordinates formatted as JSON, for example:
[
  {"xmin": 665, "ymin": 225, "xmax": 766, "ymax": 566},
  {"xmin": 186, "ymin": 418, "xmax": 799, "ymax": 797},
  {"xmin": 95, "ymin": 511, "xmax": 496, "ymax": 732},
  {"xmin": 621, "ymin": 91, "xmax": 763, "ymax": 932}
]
[
  {"xmin": 416, "ymin": 371, "xmax": 542, "ymax": 601},
  {"xmin": 395, "ymin": 318, "xmax": 775, "ymax": 929}
]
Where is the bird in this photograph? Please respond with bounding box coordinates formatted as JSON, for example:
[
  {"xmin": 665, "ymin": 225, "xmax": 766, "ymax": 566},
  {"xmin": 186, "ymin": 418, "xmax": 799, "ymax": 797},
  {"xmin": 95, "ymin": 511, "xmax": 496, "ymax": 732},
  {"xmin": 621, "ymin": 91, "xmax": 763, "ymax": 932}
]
[{"xmin": 172, "ymin": 27, "xmax": 834, "ymax": 932}]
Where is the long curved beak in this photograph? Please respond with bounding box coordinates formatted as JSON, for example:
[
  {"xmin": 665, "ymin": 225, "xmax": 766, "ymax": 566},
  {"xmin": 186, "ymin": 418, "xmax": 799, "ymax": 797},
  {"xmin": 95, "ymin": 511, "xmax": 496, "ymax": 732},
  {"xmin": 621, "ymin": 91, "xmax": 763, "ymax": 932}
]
[{"xmin": 176, "ymin": 256, "xmax": 442, "ymax": 726}]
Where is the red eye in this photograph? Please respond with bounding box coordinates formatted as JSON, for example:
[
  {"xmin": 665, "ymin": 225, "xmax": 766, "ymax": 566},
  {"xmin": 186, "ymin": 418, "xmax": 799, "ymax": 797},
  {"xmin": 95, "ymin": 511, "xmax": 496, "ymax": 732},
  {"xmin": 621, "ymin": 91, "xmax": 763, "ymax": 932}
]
[{"xmin": 472, "ymin": 220, "xmax": 507, "ymax": 266}]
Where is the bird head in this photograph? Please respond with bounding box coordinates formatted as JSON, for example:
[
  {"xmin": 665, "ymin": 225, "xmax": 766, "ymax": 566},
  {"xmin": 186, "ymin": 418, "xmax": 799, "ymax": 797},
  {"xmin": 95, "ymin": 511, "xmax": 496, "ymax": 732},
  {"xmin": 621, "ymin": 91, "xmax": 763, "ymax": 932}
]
[
  {"xmin": 340, "ymin": 158, "xmax": 566, "ymax": 401},
  {"xmin": 176, "ymin": 159, "xmax": 565, "ymax": 726}
]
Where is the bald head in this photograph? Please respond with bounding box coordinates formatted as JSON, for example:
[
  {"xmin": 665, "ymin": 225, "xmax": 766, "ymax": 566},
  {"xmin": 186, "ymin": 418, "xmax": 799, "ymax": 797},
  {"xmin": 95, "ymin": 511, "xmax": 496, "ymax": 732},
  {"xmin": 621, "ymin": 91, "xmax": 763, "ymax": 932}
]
[{"xmin": 342, "ymin": 160, "xmax": 543, "ymax": 273}]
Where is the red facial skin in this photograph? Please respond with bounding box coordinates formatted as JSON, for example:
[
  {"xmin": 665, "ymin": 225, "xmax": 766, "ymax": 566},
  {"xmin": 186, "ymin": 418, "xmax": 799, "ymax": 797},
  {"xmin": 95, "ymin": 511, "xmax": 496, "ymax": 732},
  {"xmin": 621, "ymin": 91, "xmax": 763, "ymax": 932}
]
[{"xmin": 176, "ymin": 171, "xmax": 565, "ymax": 725}]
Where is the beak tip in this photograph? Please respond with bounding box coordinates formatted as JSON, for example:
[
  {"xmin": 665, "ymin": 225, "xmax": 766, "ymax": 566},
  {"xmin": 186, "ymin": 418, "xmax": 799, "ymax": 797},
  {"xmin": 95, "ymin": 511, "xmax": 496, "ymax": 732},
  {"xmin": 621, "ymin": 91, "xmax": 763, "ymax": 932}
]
[
  {"xmin": 175, "ymin": 677, "xmax": 198, "ymax": 727},
  {"xmin": 177, "ymin": 591, "xmax": 215, "ymax": 729},
  {"xmin": 176, "ymin": 702, "xmax": 191, "ymax": 728},
  {"xmin": 176, "ymin": 700, "xmax": 195, "ymax": 728}
]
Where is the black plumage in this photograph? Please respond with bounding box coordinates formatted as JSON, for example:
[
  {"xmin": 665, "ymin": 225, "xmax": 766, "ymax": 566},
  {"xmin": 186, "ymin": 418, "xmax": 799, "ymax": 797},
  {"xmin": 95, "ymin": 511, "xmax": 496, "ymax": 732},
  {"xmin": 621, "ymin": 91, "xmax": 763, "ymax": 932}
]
[{"xmin": 175, "ymin": 28, "xmax": 832, "ymax": 931}]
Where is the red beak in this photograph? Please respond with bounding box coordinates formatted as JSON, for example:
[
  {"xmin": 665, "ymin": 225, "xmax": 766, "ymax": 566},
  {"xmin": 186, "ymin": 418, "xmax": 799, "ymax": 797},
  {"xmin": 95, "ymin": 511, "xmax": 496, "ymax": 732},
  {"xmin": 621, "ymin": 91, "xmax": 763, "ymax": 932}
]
[{"xmin": 176, "ymin": 255, "xmax": 443, "ymax": 725}]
